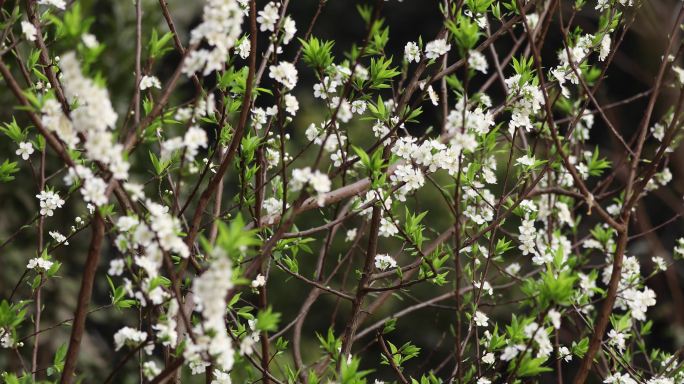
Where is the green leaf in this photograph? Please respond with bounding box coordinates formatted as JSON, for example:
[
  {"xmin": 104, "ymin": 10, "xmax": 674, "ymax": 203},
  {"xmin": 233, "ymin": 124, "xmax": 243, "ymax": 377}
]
[
  {"xmin": 255, "ymin": 306, "xmax": 281, "ymax": 332},
  {"xmin": 0, "ymin": 160, "xmax": 19, "ymax": 182},
  {"xmin": 0, "ymin": 118, "xmax": 26, "ymax": 142},
  {"xmin": 511, "ymin": 354, "xmax": 552, "ymax": 377},
  {"xmin": 299, "ymin": 36, "xmax": 335, "ymax": 70},
  {"xmin": 148, "ymin": 29, "xmax": 175, "ymax": 59},
  {"xmin": 368, "ymin": 57, "xmax": 400, "ymax": 90}
]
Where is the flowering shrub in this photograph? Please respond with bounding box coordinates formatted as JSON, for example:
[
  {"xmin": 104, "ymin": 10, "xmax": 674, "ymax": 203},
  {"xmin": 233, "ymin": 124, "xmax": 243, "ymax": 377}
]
[{"xmin": 1, "ymin": 0, "xmax": 684, "ymax": 383}]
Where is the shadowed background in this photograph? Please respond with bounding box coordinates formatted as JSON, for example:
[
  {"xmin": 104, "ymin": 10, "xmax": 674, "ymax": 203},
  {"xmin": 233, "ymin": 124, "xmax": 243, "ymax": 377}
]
[{"xmin": 1, "ymin": 0, "xmax": 683, "ymax": 382}]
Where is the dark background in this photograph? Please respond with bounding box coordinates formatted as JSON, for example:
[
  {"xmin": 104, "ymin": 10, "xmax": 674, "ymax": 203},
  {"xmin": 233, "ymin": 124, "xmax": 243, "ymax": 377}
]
[{"xmin": 1, "ymin": 0, "xmax": 684, "ymax": 382}]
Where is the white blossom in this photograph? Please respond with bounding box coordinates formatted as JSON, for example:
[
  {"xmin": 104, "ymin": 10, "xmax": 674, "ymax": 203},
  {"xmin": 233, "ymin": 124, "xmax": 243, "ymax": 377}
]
[
  {"xmin": 257, "ymin": 1, "xmax": 280, "ymax": 32},
  {"xmin": 15, "ymin": 142, "xmax": 34, "ymax": 160},
  {"xmin": 425, "ymin": 39, "xmax": 451, "ymax": 59},
  {"xmin": 36, "ymin": 190, "xmax": 65, "ymax": 217},
  {"xmin": 113, "ymin": 327, "xmax": 147, "ymax": 351},
  {"xmin": 139, "ymin": 75, "xmax": 161, "ymax": 90},
  {"xmin": 21, "ymin": 21, "xmax": 36, "ymax": 42},
  {"xmin": 473, "ymin": 311, "xmax": 488, "ymax": 327},
  {"xmin": 404, "ymin": 41, "xmax": 421, "ymax": 63},
  {"xmin": 37, "ymin": 0, "xmax": 65, "ymax": 9},
  {"xmin": 27, "ymin": 257, "xmax": 53, "ymax": 271},
  {"xmin": 374, "ymin": 254, "xmax": 397, "ymax": 271},
  {"xmin": 269, "ymin": 61, "xmax": 298, "ymax": 90},
  {"xmin": 468, "ymin": 50, "xmax": 488, "ymax": 73}
]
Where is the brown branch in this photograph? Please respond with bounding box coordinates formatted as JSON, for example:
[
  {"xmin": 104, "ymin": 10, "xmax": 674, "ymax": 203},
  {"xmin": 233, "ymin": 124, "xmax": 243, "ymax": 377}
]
[{"xmin": 60, "ymin": 213, "xmax": 105, "ymax": 384}]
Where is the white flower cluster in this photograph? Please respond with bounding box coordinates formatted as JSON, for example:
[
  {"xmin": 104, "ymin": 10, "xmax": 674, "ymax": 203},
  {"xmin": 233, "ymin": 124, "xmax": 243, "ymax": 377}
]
[
  {"xmin": 139, "ymin": 75, "xmax": 161, "ymax": 90},
  {"xmin": 269, "ymin": 61, "xmax": 298, "ymax": 90},
  {"xmin": 389, "ymin": 164, "xmax": 425, "ymax": 202},
  {"xmin": 505, "ymin": 74, "xmax": 545, "ymax": 132},
  {"xmin": 374, "ymin": 254, "xmax": 397, "ymax": 271},
  {"xmin": 184, "ymin": 0, "xmax": 244, "ymax": 76},
  {"xmin": 27, "ymin": 257, "xmax": 53, "ymax": 271},
  {"xmin": 113, "ymin": 326, "xmax": 147, "ymax": 351},
  {"xmin": 257, "ymin": 1, "xmax": 280, "ymax": 32},
  {"xmin": 290, "ymin": 167, "xmax": 331, "ymax": 206},
  {"xmin": 425, "ymin": 38, "xmax": 451, "ymax": 59},
  {"xmin": 0, "ymin": 329, "xmax": 23, "ymax": 349},
  {"xmin": 41, "ymin": 99, "xmax": 78, "ymax": 148},
  {"xmin": 185, "ymin": 126, "xmax": 209, "ymax": 161},
  {"xmin": 152, "ymin": 300, "xmax": 179, "ymax": 348},
  {"xmin": 518, "ymin": 214, "xmax": 537, "ymax": 256},
  {"xmin": 15, "ymin": 141, "xmax": 34, "ymax": 160},
  {"xmin": 39, "ymin": 52, "xmax": 128, "ymax": 207},
  {"xmin": 110, "ymin": 201, "xmax": 188, "ymax": 309},
  {"xmin": 37, "ymin": 0, "xmax": 65, "ymax": 9},
  {"xmin": 186, "ymin": 254, "xmax": 235, "ymax": 374},
  {"xmin": 21, "ymin": 21, "xmax": 36, "ymax": 42},
  {"xmin": 257, "ymin": 1, "xmax": 296, "ymax": 45},
  {"xmin": 49, "ymin": 230, "xmax": 68, "ymax": 245},
  {"xmin": 36, "ymin": 190, "xmax": 64, "ymax": 216},
  {"xmin": 404, "ymin": 42, "xmax": 420, "ymax": 63},
  {"xmin": 619, "ymin": 287, "xmax": 656, "ymax": 321},
  {"xmin": 468, "ymin": 50, "xmax": 488, "ymax": 74},
  {"xmin": 474, "ymin": 310, "xmax": 488, "ymax": 327},
  {"xmin": 60, "ymin": 52, "xmax": 119, "ymax": 149},
  {"xmin": 445, "ymin": 98, "xmax": 495, "ymax": 137},
  {"xmin": 551, "ymin": 33, "xmax": 612, "ymax": 98}
]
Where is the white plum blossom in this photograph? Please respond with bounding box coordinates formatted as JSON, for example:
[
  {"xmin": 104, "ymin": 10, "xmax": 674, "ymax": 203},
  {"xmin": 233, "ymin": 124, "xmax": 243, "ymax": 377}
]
[
  {"xmin": 652, "ymin": 256, "xmax": 667, "ymax": 272},
  {"xmin": 49, "ymin": 231, "xmax": 68, "ymax": 245},
  {"xmin": 374, "ymin": 254, "xmax": 397, "ymax": 270},
  {"xmin": 81, "ymin": 33, "xmax": 98, "ymax": 48},
  {"xmin": 36, "ymin": 190, "xmax": 65, "ymax": 216},
  {"xmin": 27, "ymin": 257, "xmax": 53, "ymax": 271},
  {"xmin": 506, "ymin": 262, "xmax": 521, "ymax": 275},
  {"xmin": 390, "ymin": 164, "xmax": 425, "ymax": 200},
  {"xmin": 213, "ymin": 370, "xmax": 233, "ymax": 384},
  {"xmin": 142, "ymin": 361, "xmax": 161, "ymax": 380},
  {"xmin": 236, "ymin": 38, "xmax": 251, "ymax": 59},
  {"xmin": 351, "ymin": 100, "xmax": 367, "ymax": 114},
  {"xmin": 113, "ymin": 327, "xmax": 147, "ymax": 351},
  {"xmin": 425, "ymin": 39, "xmax": 451, "ymax": 59},
  {"xmin": 81, "ymin": 176, "xmax": 108, "ymax": 207},
  {"xmin": 505, "ymin": 74, "xmax": 545, "ymax": 132},
  {"xmin": 482, "ymin": 352, "xmax": 495, "ymax": 364},
  {"xmin": 187, "ymin": 254, "xmax": 235, "ymax": 372},
  {"xmin": 37, "ymin": 0, "xmax": 65, "ymax": 9},
  {"xmin": 404, "ymin": 41, "xmax": 420, "ymax": 63},
  {"xmin": 282, "ymin": 16, "xmax": 297, "ymax": 44},
  {"xmin": 607, "ymin": 329, "xmax": 627, "ymax": 352},
  {"xmin": 516, "ymin": 154, "xmax": 536, "ymax": 167},
  {"xmin": 251, "ymin": 274, "xmax": 266, "ymax": 288},
  {"xmin": 379, "ymin": 217, "xmax": 399, "ymax": 238},
  {"xmin": 139, "ymin": 75, "xmax": 161, "ymax": 90},
  {"xmin": 184, "ymin": 126, "xmax": 208, "ymax": 161},
  {"xmin": 257, "ymin": 1, "xmax": 280, "ymax": 32},
  {"xmin": 473, "ymin": 311, "xmax": 488, "ymax": 327},
  {"xmin": 269, "ymin": 61, "xmax": 298, "ymax": 90},
  {"xmin": 604, "ymin": 373, "xmax": 638, "ymax": 384},
  {"xmin": 108, "ymin": 259, "xmax": 125, "ymax": 276},
  {"xmin": 60, "ymin": 52, "xmax": 119, "ymax": 136},
  {"xmin": 468, "ymin": 50, "xmax": 488, "ymax": 73},
  {"xmin": 427, "ymin": 85, "xmax": 439, "ymax": 106},
  {"xmin": 599, "ymin": 34, "xmax": 612, "ymax": 61},
  {"xmin": 15, "ymin": 142, "xmax": 34, "ymax": 160},
  {"xmin": 289, "ymin": 167, "xmax": 331, "ymax": 206},
  {"xmin": 284, "ymin": 94, "xmax": 299, "ymax": 115},
  {"xmin": 21, "ymin": 21, "xmax": 36, "ymax": 42},
  {"xmin": 184, "ymin": 0, "xmax": 243, "ymax": 76}
]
